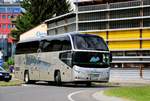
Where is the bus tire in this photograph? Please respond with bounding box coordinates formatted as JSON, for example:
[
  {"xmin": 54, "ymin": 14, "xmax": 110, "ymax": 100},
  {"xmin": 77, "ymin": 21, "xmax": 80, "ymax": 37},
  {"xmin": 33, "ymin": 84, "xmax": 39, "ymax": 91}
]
[
  {"xmin": 24, "ymin": 71, "xmax": 30, "ymax": 84},
  {"xmin": 55, "ymin": 71, "xmax": 62, "ymax": 86}
]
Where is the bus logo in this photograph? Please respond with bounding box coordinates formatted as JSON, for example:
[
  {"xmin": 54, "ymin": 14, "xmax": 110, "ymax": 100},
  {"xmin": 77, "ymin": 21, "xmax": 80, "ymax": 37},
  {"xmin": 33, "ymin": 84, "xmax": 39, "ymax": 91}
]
[{"xmin": 90, "ymin": 56, "xmax": 100, "ymax": 63}]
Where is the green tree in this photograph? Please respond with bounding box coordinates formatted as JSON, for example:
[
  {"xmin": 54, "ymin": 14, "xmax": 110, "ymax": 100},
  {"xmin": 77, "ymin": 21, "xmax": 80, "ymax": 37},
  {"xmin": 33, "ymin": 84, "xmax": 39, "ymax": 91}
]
[
  {"xmin": 10, "ymin": 12, "xmax": 34, "ymax": 40},
  {"xmin": 54, "ymin": 0, "xmax": 71, "ymax": 16},
  {"xmin": 11, "ymin": 0, "xmax": 72, "ymax": 40}
]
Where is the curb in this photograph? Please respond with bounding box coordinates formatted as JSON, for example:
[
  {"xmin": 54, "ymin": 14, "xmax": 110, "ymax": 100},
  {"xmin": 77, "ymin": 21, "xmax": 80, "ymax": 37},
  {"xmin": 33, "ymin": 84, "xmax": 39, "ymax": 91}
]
[{"xmin": 92, "ymin": 91, "xmax": 128, "ymax": 101}]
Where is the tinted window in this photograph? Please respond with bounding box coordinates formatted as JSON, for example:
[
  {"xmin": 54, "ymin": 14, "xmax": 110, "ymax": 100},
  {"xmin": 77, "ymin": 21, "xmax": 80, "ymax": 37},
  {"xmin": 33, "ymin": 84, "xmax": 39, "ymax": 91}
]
[
  {"xmin": 16, "ymin": 41, "xmax": 39, "ymax": 54},
  {"xmin": 42, "ymin": 40, "xmax": 62, "ymax": 52},
  {"xmin": 73, "ymin": 52, "xmax": 110, "ymax": 68},
  {"xmin": 62, "ymin": 37, "xmax": 71, "ymax": 50},
  {"xmin": 42, "ymin": 36, "xmax": 71, "ymax": 52},
  {"xmin": 72, "ymin": 34, "xmax": 108, "ymax": 51},
  {"xmin": 51, "ymin": 40, "xmax": 62, "ymax": 51},
  {"xmin": 59, "ymin": 51, "xmax": 72, "ymax": 66}
]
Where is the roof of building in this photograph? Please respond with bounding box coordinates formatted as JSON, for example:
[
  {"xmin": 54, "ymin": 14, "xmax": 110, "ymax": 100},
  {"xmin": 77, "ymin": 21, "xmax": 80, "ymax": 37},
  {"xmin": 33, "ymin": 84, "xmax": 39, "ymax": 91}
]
[
  {"xmin": 74, "ymin": 0, "xmax": 134, "ymax": 6},
  {"xmin": 0, "ymin": 3, "xmax": 24, "ymax": 14},
  {"xmin": 0, "ymin": 3, "xmax": 20, "ymax": 6}
]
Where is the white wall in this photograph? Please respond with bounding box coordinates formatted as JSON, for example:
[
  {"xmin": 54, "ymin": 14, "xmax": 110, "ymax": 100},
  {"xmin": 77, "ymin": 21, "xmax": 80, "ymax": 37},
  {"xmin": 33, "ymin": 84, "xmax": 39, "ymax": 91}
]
[{"xmin": 20, "ymin": 24, "xmax": 47, "ymax": 41}]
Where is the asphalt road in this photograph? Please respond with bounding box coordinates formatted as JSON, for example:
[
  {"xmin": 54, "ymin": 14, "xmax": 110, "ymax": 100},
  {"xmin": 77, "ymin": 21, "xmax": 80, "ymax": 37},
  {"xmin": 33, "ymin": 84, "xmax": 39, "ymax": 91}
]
[{"xmin": 0, "ymin": 83, "xmax": 109, "ymax": 101}]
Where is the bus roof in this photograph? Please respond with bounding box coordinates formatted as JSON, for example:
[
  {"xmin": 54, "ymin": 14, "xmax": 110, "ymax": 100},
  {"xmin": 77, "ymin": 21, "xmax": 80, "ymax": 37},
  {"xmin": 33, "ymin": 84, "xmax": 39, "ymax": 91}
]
[
  {"xmin": 18, "ymin": 32, "xmax": 76, "ymax": 43},
  {"xmin": 17, "ymin": 32, "xmax": 101, "ymax": 43}
]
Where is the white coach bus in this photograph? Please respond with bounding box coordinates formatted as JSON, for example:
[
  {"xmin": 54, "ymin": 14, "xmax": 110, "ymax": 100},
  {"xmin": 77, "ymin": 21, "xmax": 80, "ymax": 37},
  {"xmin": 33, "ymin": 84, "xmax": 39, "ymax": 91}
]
[{"xmin": 14, "ymin": 32, "xmax": 112, "ymax": 86}]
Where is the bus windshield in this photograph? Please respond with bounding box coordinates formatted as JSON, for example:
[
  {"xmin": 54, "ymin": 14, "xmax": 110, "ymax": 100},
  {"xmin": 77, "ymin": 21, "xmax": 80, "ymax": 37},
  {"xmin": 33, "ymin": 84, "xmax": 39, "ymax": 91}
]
[{"xmin": 72, "ymin": 34, "xmax": 108, "ymax": 51}]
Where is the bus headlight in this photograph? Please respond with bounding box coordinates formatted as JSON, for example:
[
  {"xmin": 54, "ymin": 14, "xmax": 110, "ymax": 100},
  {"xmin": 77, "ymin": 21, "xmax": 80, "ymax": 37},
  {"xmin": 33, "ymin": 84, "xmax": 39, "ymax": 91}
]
[{"xmin": 73, "ymin": 66, "xmax": 89, "ymax": 80}]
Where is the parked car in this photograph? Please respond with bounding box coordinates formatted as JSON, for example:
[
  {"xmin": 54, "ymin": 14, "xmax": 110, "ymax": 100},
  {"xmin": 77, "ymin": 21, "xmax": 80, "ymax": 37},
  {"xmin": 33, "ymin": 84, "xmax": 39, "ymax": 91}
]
[{"xmin": 0, "ymin": 67, "xmax": 12, "ymax": 82}]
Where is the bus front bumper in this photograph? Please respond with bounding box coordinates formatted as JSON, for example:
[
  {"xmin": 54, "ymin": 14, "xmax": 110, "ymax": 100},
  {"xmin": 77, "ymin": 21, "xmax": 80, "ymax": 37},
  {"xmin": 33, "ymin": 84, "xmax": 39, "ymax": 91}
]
[{"xmin": 73, "ymin": 65, "xmax": 110, "ymax": 82}]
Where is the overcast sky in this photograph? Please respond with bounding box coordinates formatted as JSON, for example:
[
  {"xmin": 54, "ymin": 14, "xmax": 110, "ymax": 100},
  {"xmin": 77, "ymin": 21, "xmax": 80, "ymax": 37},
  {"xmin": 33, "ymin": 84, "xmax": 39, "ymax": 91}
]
[
  {"xmin": 69, "ymin": 0, "xmax": 92, "ymax": 10},
  {"xmin": 68, "ymin": 0, "xmax": 76, "ymax": 10}
]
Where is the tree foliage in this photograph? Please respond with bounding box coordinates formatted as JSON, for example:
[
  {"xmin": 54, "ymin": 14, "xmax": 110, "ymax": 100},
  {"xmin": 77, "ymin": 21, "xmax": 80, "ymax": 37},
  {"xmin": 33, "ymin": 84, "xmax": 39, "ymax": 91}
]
[{"xmin": 11, "ymin": 0, "xmax": 72, "ymax": 40}]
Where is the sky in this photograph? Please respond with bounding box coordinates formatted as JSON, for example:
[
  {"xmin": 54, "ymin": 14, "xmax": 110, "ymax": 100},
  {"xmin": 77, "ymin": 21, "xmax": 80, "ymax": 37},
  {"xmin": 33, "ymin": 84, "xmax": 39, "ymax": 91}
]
[
  {"xmin": 68, "ymin": 0, "xmax": 76, "ymax": 10},
  {"xmin": 69, "ymin": 0, "xmax": 93, "ymax": 10},
  {"xmin": 3, "ymin": 0, "xmax": 21, "ymax": 3}
]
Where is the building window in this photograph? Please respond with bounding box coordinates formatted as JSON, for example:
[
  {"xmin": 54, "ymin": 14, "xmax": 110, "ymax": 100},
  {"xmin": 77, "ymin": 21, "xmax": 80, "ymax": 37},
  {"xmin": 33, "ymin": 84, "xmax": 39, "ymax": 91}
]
[
  {"xmin": 2, "ymin": 24, "xmax": 6, "ymax": 29},
  {"xmin": 142, "ymin": 51, "xmax": 150, "ymax": 56},
  {"xmin": 2, "ymin": 15, "xmax": 6, "ymax": 19},
  {"xmin": 8, "ymin": 24, "xmax": 11, "ymax": 29},
  {"xmin": 111, "ymin": 51, "xmax": 124, "ymax": 56},
  {"xmin": 125, "ymin": 51, "xmax": 137, "ymax": 56},
  {"xmin": 8, "ymin": 15, "xmax": 11, "ymax": 19}
]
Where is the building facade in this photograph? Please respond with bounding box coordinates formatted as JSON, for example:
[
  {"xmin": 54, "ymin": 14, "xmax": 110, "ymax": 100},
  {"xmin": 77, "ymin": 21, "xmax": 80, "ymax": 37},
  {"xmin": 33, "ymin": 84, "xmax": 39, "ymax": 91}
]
[
  {"xmin": 45, "ymin": 0, "xmax": 150, "ymax": 69},
  {"xmin": 0, "ymin": 0, "xmax": 21, "ymax": 3},
  {"xmin": 0, "ymin": 3, "xmax": 22, "ymax": 58},
  {"xmin": 20, "ymin": 24, "xmax": 47, "ymax": 42}
]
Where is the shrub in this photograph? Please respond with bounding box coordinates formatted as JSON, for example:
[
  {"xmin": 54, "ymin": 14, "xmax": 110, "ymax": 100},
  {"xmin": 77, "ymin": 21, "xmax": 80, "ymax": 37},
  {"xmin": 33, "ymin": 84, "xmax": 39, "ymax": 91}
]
[
  {"xmin": 7, "ymin": 57, "xmax": 14, "ymax": 65},
  {"xmin": 3, "ymin": 62, "xmax": 9, "ymax": 70},
  {"xmin": 2, "ymin": 58, "xmax": 14, "ymax": 71}
]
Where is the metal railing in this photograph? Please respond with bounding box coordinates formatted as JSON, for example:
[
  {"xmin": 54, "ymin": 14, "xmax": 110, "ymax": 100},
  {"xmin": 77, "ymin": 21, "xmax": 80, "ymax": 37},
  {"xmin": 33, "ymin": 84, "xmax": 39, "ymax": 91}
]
[
  {"xmin": 110, "ymin": 0, "xmax": 141, "ymax": 9},
  {"xmin": 78, "ymin": 4, "xmax": 107, "ymax": 11},
  {"xmin": 47, "ymin": 0, "xmax": 150, "ymax": 33},
  {"xmin": 78, "ymin": 12, "xmax": 107, "ymax": 21},
  {"xmin": 110, "ymin": 9, "xmax": 140, "ymax": 19},
  {"xmin": 143, "ymin": 0, "xmax": 150, "ymax": 5}
]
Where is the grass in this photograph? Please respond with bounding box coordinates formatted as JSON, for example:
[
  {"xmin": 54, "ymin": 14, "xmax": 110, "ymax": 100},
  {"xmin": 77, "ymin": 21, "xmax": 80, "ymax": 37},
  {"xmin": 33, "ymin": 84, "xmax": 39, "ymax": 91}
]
[
  {"xmin": 104, "ymin": 86, "xmax": 150, "ymax": 101},
  {"xmin": 0, "ymin": 80, "xmax": 23, "ymax": 86}
]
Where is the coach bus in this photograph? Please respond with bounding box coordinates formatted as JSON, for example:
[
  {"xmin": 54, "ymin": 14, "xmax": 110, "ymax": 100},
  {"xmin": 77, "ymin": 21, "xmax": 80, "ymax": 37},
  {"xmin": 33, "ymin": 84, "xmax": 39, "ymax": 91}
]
[{"xmin": 14, "ymin": 32, "xmax": 112, "ymax": 86}]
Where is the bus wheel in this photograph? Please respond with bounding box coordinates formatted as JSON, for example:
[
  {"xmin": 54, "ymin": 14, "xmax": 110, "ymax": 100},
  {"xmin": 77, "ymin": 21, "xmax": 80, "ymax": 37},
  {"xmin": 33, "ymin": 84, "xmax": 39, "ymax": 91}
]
[
  {"xmin": 55, "ymin": 71, "xmax": 62, "ymax": 86},
  {"xmin": 24, "ymin": 71, "xmax": 30, "ymax": 84}
]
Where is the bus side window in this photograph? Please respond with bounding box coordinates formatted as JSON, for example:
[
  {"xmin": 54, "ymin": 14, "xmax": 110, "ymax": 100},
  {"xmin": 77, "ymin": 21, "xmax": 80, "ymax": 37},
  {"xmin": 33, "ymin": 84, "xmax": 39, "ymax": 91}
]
[
  {"xmin": 62, "ymin": 40, "xmax": 71, "ymax": 50},
  {"xmin": 51, "ymin": 40, "xmax": 62, "ymax": 51},
  {"xmin": 16, "ymin": 41, "xmax": 40, "ymax": 54},
  {"xmin": 43, "ymin": 40, "xmax": 62, "ymax": 52},
  {"xmin": 29, "ymin": 41, "xmax": 40, "ymax": 53},
  {"xmin": 42, "ymin": 41, "xmax": 52, "ymax": 52},
  {"xmin": 42, "ymin": 36, "xmax": 71, "ymax": 52},
  {"xmin": 16, "ymin": 43, "xmax": 22, "ymax": 54},
  {"xmin": 61, "ymin": 36, "xmax": 71, "ymax": 51}
]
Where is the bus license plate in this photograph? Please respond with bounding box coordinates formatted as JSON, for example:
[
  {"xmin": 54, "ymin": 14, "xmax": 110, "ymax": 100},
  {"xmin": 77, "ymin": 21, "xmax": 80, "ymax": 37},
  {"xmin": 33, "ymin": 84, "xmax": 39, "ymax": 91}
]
[
  {"xmin": 90, "ymin": 74, "xmax": 99, "ymax": 80},
  {"xmin": 5, "ymin": 76, "xmax": 9, "ymax": 78}
]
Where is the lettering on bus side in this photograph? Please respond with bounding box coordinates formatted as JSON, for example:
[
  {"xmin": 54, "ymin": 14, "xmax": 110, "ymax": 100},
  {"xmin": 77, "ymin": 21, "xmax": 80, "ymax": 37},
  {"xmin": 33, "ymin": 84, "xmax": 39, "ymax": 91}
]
[{"xmin": 25, "ymin": 55, "xmax": 51, "ymax": 69}]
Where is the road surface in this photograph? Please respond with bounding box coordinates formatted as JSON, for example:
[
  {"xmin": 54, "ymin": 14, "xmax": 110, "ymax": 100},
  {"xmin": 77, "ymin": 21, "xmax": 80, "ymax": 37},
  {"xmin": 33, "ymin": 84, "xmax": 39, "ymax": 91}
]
[{"xmin": 0, "ymin": 83, "xmax": 110, "ymax": 101}]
